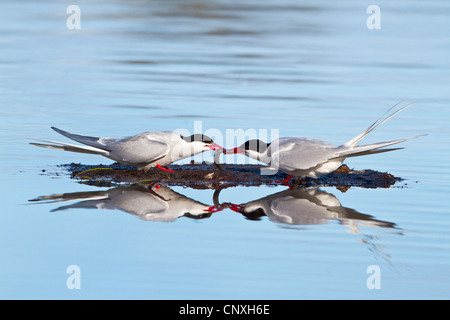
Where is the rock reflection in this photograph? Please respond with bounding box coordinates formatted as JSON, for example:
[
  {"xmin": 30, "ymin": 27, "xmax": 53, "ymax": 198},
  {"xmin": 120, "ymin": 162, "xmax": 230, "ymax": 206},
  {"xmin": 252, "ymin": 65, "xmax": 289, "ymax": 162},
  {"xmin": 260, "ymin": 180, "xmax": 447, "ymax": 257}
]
[{"xmin": 29, "ymin": 184, "xmax": 219, "ymax": 222}]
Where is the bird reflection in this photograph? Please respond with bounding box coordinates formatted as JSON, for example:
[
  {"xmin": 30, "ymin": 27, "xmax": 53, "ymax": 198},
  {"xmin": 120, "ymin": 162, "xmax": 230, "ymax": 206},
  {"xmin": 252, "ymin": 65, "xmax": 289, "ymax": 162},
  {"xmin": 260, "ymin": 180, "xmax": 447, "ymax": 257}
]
[
  {"xmin": 29, "ymin": 184, "xmax": 398, "ymax": 232},
  {"xmin": 220, "ymin": 187, "xmax": 400, "ymax": 264},
  {"xmin": 222, "ymin": 187, "xmax": 399, "ymax": 232},
  {"xmin": 30, "ymin": 184, "xmax": 401, "ymax": 264},
  {"xmin": 29, "ymin": 184, "xmax": 220, "ymax": 222},
  {"xmin": 30, "ymin": 184, "xmax": 399, "ymax": 232}
]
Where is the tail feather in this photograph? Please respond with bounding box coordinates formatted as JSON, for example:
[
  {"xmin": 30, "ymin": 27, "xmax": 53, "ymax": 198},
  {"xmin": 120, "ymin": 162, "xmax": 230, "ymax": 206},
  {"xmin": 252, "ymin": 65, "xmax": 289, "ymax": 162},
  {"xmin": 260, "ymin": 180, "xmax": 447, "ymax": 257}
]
[
  {"xmin": 336, "ymin": 134, "xmax": 425, "ymax": 158},
  {"xmin": 336, "ymin": 147, "xmax": 403, "ymax": 159},
  {"xmin": 343, "ymin": 102, "xmax": 413, "ymax": 147},
  {"xmin": 29, "ymin": 138, "xmax": 110, "ymax": 156},
  {"xmin": 51, "ymin": 200, "xmax": 108, "ymax": 212}
]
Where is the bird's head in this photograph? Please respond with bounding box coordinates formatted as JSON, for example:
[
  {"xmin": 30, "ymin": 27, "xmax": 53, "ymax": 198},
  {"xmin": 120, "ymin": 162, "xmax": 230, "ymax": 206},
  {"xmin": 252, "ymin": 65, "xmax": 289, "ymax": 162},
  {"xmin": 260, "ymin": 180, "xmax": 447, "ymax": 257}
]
[
  {"xmin": 223, "ymin": 139, "xmax": 270, "ymax": 159},
  {"xmin": 181, "ymin": 134, "xmax": 222, "ymax": 153}
]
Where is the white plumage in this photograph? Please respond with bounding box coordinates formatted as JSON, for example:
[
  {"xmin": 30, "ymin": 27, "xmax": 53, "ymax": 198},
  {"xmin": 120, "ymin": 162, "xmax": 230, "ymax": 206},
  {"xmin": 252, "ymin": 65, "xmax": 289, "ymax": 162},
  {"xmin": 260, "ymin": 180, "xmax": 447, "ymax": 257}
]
[
  {"xmin": 221, "ymin": 103, "xmax": 425, "ymax": 179},
  {"xmin": 226, "ymin": 187, "xmax": 397, "ymax": 229},
  {"xmin": 29, "ymin": 184, "xmax": 218, "ymax": 222},
  {"xmin": 30, "ymin": 127, "xmax": 221, "ymax": 170}
]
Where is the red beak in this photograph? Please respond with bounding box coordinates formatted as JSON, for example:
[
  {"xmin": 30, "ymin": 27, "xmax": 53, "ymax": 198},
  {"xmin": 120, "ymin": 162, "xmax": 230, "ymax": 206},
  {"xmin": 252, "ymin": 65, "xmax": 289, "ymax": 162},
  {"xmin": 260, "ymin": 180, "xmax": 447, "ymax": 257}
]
[
  {"xmin": 203, "ymin": 205, "xmax": 224, "ymax": 213},
  {"xmin": 223, "ymin": 147, "xmax": 244, "ymax": 155},
  {"xmin": 227, "ymin": 203, "xmax": 244, "ymax": 212},
  {"xmin": 205, "ymin": 143, "xmax": 223, "ymax": 151}
]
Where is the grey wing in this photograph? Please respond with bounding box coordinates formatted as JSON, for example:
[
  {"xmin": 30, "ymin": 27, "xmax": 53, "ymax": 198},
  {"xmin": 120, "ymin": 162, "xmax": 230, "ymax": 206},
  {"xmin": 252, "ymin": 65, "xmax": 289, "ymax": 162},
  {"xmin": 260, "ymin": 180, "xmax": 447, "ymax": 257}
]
[
  {"xmin": 51, "ymin": 127, "xmax": 116, "ymax": 151},
  {"xmin": 51, "ymin": 199, "xmax": 116, "ymax": 212},
  {"xmin": 271, "ymin": 138, "xmax": 340, "ymax": 171},
  {"xmin": 269, "ymin": 196, "xmax": 333, "ymax": 225},
  {"xmin": 108, "ymin": 134, "xmax": 170, "ymax": 164},
  {"xmin": 109, "ymin": 190, "xmax": 169, "ymax": 217}
]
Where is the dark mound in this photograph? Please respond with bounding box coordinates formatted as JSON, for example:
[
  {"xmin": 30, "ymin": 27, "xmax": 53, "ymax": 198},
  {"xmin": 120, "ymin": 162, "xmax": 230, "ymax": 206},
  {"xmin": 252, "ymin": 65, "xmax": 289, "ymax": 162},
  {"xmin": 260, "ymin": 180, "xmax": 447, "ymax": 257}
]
[{"xmin": 61, "ymin": 162, "xmax": 401, "ymax": 190}]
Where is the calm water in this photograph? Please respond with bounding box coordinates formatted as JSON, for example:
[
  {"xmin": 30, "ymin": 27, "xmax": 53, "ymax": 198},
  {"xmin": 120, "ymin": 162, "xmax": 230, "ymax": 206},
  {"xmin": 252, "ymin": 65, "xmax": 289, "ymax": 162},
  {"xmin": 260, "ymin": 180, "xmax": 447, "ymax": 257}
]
[{"xmin": 1, "ymin": 0, "xmax": 449, "ymax": 299}]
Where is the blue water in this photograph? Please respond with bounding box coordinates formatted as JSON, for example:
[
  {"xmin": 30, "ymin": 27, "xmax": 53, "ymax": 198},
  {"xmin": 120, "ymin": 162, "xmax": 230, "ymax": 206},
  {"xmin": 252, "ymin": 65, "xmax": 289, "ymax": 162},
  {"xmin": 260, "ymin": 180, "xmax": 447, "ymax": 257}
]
[{"xmin": 1, "ymin": 0, "xmax": 449, "ymax": 299}]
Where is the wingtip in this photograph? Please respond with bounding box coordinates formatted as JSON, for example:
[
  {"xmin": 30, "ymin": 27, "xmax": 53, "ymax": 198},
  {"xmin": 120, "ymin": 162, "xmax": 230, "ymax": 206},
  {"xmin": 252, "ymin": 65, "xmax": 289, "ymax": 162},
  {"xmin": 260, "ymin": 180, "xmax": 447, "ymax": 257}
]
[{"xmin": 51, "ymin": 126, "xmax": 72, "ymax": 137}]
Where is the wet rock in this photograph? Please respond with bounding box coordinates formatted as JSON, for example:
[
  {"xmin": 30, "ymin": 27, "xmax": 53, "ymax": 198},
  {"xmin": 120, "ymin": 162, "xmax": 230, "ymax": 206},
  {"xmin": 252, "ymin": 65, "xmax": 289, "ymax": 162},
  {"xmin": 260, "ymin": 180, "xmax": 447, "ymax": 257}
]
[{"xmin": 60, "ymin": 162, "xmax": 401, "ymax": 190}]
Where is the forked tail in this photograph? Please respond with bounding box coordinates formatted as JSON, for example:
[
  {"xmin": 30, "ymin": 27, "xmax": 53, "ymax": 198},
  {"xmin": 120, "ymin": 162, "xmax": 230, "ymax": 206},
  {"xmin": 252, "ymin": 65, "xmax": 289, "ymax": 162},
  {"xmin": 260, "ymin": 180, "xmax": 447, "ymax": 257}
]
[
  {"xmin": 336, "ymin": 102, "xmax": 426, "ymax": 158},
  {"xmin": 343, "ymin": 102, "xmax": 413, "ymax": 147},
  {"xmin": 336, "ymin": 135, "xmax": 425, "ymax": 158}
]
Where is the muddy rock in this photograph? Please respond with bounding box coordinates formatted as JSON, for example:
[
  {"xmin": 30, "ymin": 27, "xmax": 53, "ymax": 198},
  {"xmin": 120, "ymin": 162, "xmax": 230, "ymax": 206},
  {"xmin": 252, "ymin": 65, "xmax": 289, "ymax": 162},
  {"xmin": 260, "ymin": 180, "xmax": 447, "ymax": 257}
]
[{"xmin": 61, "ymin": 162, "xmax": 401, "ymax": 190}]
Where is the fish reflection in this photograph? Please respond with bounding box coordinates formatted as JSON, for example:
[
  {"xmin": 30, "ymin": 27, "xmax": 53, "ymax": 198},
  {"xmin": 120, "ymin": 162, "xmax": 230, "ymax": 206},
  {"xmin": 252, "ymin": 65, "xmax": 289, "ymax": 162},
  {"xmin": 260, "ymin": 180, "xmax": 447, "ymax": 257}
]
[
  {"xmin": 29, "ymin": 184, "xmax": 220, "ymax": 222},
  {"xmin": 222, "ymin": 188, "xmax": 398, "ymax": 232}
]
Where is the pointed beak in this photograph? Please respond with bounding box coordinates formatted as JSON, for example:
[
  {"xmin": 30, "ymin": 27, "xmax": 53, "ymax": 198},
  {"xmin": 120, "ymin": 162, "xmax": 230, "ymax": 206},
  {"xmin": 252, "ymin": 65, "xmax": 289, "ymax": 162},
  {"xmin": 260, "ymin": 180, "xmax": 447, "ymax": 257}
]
[
  {"xmin": 203, "ymin": 205, "xmax": 224, "ymax": 213},
  {"xmin": 227, "ymin": 203, "xmax": 244, "ymax": 212},
  {"xmin": 206, "ymin": 202, "xmax": 244, "ymax": 213},
  {"xmin": 223, "ymin": 147, "xmax": 245, "ymax": 155},
  {"xmin": 205, "ymin": 143, "xmax": 223, "ymax": 151},
  {"xmin": 212, "ymin": 146, "xmax": 244, "ymax": 172}
]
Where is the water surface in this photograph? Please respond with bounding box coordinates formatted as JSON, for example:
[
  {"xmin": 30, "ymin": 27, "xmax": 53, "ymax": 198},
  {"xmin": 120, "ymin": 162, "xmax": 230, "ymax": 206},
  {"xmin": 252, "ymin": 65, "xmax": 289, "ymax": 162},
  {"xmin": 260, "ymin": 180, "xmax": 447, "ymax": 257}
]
[{"xmin": 1, "ymin": 0, "xmax": 449, "ymax": 299}]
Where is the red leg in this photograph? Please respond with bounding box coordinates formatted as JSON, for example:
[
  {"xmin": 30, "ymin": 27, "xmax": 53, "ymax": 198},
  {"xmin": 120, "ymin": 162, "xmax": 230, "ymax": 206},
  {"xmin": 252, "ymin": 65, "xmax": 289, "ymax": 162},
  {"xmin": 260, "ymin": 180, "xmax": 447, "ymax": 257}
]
[
  {"xmin": 156, "ymin": 164, "xmax": 175, "ymax": 172},
  {"xmin": 146, "ymin": 178, "xmax": 162, "ymax": 191},
  {"xmin": 275, "ymin": 175, "xmax": 294, "ymax": 190},
  {"xmin": 275, "ymin": 175, "xmax": 293, "ymax": 184}
]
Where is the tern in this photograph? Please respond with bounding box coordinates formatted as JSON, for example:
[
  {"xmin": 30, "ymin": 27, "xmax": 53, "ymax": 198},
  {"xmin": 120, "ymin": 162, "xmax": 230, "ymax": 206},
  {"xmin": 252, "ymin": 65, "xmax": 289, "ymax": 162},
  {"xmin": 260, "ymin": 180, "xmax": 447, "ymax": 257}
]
[
  {"xmin": 30, "ymin": 127, "xmax": 222, "ymax": 171},
  {"xmin": 224, "ymin": 188, "xmax": 397, "ymax": 229},
  {"xmin": 29, "ymin": 184, "xmax": 221, "ymax": 222},
  {"xmin": 218, "ymin": 103, "xmax": 425, "ymax": 182}
]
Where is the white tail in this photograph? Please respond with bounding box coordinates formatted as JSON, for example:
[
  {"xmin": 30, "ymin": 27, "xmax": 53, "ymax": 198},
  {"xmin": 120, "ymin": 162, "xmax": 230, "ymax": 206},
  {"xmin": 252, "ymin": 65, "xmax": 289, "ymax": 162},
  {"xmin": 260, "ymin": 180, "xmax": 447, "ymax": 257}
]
[
  {"xmin": 335, "ymin": 102, "xmax": 426, "ymax": 159},
  {"xmin": 343, "ymin": 102, "xmax": 413, "ymax": 147},
  {"xmin": 336, "ymin": 134, "xmax": 425, "ymax": 159}
]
